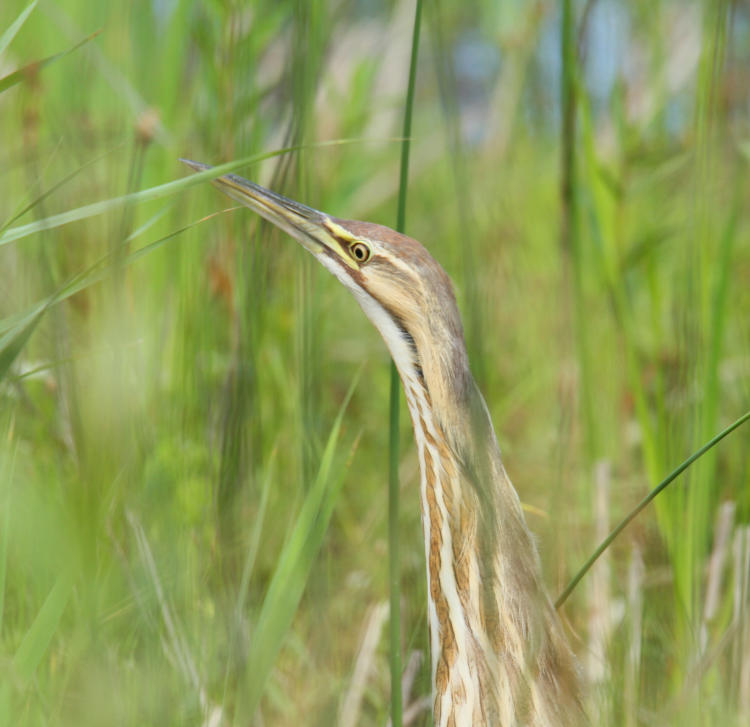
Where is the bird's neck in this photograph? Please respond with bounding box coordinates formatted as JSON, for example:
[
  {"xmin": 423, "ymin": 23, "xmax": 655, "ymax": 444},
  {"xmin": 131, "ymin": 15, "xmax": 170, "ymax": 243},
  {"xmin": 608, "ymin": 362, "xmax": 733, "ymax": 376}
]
[{"xmin": 397, "ymin": 367, "xmax": 582, "ymax": 726}]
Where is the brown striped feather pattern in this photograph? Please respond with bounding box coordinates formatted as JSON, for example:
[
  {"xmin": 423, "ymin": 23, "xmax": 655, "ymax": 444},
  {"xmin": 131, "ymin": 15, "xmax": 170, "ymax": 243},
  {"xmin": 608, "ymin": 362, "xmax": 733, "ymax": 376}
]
[{"xmin": 189, "ymin": 166, "xmax": 587, "ymax": 726}]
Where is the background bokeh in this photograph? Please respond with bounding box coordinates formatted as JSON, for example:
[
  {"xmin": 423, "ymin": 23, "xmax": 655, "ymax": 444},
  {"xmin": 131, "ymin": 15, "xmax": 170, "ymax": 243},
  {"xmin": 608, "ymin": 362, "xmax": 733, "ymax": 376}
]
[{"xmin": 1, "ymin": 0, "xmax": 749, "ymax": 724}]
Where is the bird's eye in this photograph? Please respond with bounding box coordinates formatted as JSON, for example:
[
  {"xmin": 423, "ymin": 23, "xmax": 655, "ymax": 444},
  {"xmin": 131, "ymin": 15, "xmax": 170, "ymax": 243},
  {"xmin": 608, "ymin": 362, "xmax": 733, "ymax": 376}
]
[{"xmin": 350, "ymin": 241, "xmax": 371, "ymax": 263}]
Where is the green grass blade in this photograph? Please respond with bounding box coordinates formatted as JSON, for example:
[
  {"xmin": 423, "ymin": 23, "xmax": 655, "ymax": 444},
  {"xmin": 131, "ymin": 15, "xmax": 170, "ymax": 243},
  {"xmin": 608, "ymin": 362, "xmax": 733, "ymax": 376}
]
[
  {"xmin": 12, "ymin": 568, "xmax": 74, "ymax": 683},
  {"xmin": 387, "ymin": 365, "xmax": 402, "ymax": 723},
  {"xmin": 396, "ymin": 2, "xmax": 421, "ymax": 236},
  {"xmin": 0, "ymin": 147, "xmax": 119, "ymax": 234},
  {"xmin": 0, "ymin": 139, "xmax": 387, "ymax": 248},
  {"xmin": 0, "ymin": 309, "xmax": 44, "ymax": 383},
  {"xmin": 0, "ymin": 452, "xmax": 13, "ymax": 632},
  {"xmin": 0, "ymin": 508, "xmax": 7, "ymax": 634},
  {"xmin": 240, "ymin": 373, "xmax": 360, "ymax": 717},
  {"xmin": 0, "ymin": 684, "xmax": 8, "ymax": 724},
  {"xmin": 0, "ymin": 153, "xmax": 268, "ymax": 247},
  {"xmin": 1, "ymin": 204, "xmax": 205, "ymax": 329},
  {"xmin": 389, "ymin": 4, "xmax": 422, "ymax": 725},
  {"xmin": 0, "ymin": 0, "xmax": 38, "ymax": 58},
  {"xmin": 0, "ymin": 205, "xmax": 224, "ymax": 380},
  {"xmin": 0, "ymin": 203, "xmax": 221, "ymax": 332},
  {"xmin": 556, "ymin": 409, "xmax": 750, "ymax": 609},
  {"xmin": 235, "ymin": 448, "xmax": 277, "ymax": 618},
  {"xmin": 0, "ymin": 29, "xmax": 101, "ymax": 94}
]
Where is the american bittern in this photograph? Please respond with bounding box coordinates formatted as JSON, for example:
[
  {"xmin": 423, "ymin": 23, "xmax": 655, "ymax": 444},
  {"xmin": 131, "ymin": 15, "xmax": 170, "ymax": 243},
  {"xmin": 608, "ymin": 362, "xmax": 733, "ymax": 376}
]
[{"xmin": 183, "ymin": 160, "xmax": 584, "ymax": 726}]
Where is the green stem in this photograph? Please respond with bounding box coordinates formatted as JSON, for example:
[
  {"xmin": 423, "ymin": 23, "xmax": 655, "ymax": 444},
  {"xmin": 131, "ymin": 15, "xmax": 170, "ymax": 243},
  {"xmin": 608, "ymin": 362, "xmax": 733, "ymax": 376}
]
[
  {"xmin": 389, "ymin": 2, "xmax": 422, "ymax": 725},
  {"xmin": 397, "ymin": 2, "xmax": 421, "ymax": 233},
  {"xmin": 555, "ymin": 409, "xmax": 750, "ymax": 609},
  {"xmin": 388, "ymin": 365, "xmax": 402, "ymax": 725}
]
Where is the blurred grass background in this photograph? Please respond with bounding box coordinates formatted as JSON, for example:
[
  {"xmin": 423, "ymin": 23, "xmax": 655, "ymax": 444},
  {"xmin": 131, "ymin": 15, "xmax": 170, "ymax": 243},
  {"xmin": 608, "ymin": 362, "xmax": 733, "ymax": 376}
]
[{"xmin": 1, "ymin": 0, "xmax": 749, "ymax": 725}]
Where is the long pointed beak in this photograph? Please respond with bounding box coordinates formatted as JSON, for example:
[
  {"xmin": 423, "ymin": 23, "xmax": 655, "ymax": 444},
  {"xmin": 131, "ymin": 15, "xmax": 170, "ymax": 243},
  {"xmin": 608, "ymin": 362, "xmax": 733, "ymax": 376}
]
[{"xmin": 181, "ymin": 159, "xmax": 344, "ymax": 261}]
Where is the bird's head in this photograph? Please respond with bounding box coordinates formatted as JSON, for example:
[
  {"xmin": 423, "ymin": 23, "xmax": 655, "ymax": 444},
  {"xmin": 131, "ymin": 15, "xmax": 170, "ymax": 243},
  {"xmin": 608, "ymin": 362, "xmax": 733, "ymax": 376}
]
[{"xmin": 183, "ymin": 160, "xmax": 473, "ymax": 413}]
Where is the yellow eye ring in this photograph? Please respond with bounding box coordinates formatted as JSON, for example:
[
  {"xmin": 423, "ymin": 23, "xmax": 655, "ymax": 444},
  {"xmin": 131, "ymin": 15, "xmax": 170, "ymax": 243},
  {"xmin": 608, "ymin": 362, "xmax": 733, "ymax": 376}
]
[{"xmin": 350, "ymin": 241, "xmax": 371, "ymax": 263}]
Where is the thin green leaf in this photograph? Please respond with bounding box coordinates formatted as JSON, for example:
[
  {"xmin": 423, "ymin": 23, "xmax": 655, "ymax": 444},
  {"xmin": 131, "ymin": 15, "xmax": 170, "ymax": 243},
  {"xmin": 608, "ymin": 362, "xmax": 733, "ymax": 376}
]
[
  {"xmin": 0, "ymin": 146, "xmax": 121, "ymax": 234},
  {"xmin": 240, "ymin": 373, "xmax": 360, "ymax": 716},
  {"xmin": 0, "ymin": 451, "xmax": 13, "ymax": 631},
  {"xmin": 0, "ymin": 309, "xmax": 44, "ymax": 383},
  {"xmin": 556, "ymin": 409, "xmax": 750, "ymax": 609},
  {"xmin": 0, "ymin": 684, "xmax": 8, "ymax": 724},
  {"xmin": 235, "ymin": 447, "xmax": 278, "ymax": 618},
  {"xmin": 0, "ymin": 29, "xmax": 101, "ymax": 94},
  {"xmin": 0, "ymin": 203, "xmax": 204, "ymax": 340},
  {"xmin": 389, "ymin": 3, "xmax": 422, "ymax": 725},
  {"xmin": 0, "ymin": 139, "xmax": 397, "ymax": 248},
  {"xmin": 0, "ymin": 206, "xmax": 225, "ymax": 375},
  {"xmin": 12, "ymin": 568, "xmax": 74, "ymax": 683},
  {"xmin": 0, "ymin": 0, "xmax": 38, "ymax": 58}
]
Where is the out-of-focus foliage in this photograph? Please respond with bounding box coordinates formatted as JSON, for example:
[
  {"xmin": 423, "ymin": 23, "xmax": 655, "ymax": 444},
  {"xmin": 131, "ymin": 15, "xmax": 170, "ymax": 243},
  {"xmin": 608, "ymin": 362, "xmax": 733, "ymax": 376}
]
[{"xmin": 0, "ymin": 0, "xmax": 749, "ymax": 724}]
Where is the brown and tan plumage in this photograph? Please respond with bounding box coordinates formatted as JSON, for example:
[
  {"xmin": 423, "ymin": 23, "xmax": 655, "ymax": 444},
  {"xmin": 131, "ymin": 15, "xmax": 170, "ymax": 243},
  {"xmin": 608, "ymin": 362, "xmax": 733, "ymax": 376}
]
[{"xmin": 184, "ymin": 160, "xmax": 585, "ymax": 726}]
